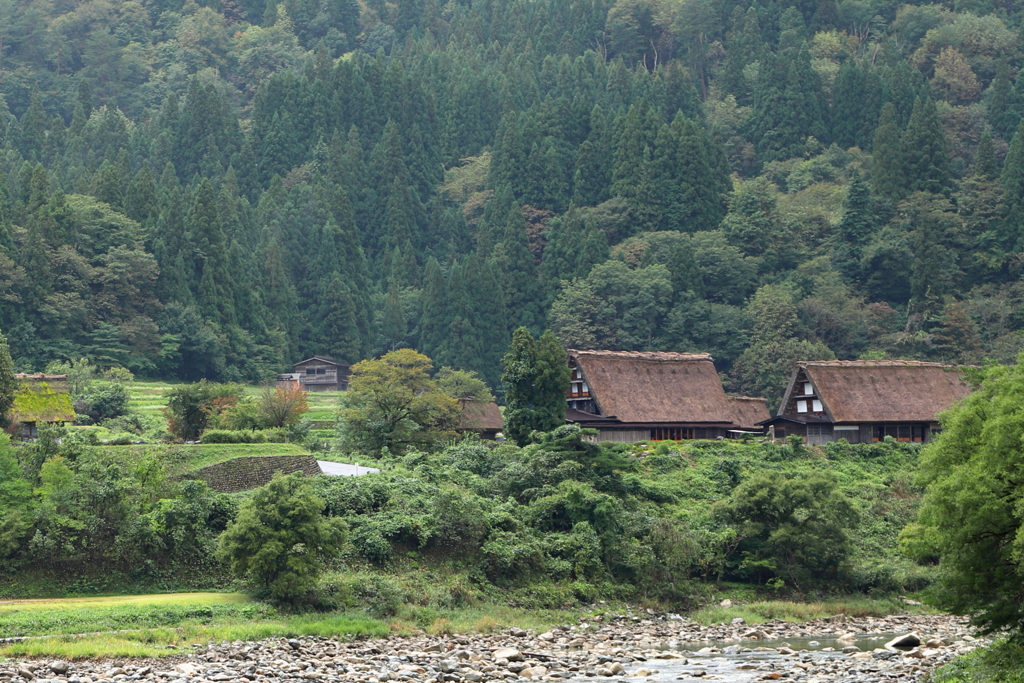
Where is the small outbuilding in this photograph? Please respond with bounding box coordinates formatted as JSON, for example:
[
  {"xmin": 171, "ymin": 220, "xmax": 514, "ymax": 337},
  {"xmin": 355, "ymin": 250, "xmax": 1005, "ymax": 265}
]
[
  {"xmin": 564, "ymin": 349, "xmax": 769, "ymax": 442},
  {"xmin": 8, "ymin": 373, "xmax": 76, "ymax": 440},
  {"xmin": 759, "ymin": 360, "xmax": 975, "ymax": 445},
  {"xmin": 459, "ymin": 401, "xmax": 504, "ymax": 440}
]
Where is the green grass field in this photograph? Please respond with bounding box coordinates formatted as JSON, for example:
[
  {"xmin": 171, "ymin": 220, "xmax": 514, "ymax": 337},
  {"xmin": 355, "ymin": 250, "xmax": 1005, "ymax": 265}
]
[
  {"xmin": 127, "ymin": 380, "xmax": 182, "ymax": 420},
  {"xmin": 0, "ymin": 592, "xmax": 251, "ymax": 613},
  {"xmin": 78, "ymin": 442, "xmax": 312, "ymax": 475},
  {"xmin": 304, "ymin": 390, "xmax": 344, "ymax": 421},
  {"xmin": 128, "ymin": 381, "xmax": 341, "ymax": 423},
  {"xmin": 0, "ymin": 592, "xmax": 388, "ymax": 659}
]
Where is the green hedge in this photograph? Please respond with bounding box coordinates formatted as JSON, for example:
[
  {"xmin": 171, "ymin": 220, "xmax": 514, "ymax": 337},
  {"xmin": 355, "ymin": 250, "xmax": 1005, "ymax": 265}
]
[{"xmin": 201, "ymin": 429, "xmax": 287, "ymax": 444}]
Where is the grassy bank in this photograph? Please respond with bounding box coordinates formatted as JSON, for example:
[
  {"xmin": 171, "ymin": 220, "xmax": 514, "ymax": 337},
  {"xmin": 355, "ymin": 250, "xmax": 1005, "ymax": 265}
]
[
  {"xmin": 932, "ymin": 638, "xmax": 1024, "ymax": 683},
  {"xmin": 77, "ymin": 442, "xmax": 313, "ymax": 474}
]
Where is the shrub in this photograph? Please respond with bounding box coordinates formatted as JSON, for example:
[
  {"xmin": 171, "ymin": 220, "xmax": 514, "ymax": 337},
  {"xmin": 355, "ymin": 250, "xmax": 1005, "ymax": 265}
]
[
  {"xmin": 165, "ymin": 381, "xmax": 243, "ymax": 441},
  {"xmin": 217, "ymin": 473, "xmax": 347, "ymax": 604},
  {"xmin": 201, "ymin": 429, "xmax": 268, "ymax": 444}
]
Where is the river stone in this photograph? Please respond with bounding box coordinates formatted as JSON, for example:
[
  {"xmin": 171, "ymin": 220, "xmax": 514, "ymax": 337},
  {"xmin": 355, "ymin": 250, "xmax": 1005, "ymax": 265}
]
[
  {"xmin": 49, "ymin": 663, "xmax": 69, "ymax": 675},
  {"xmin": 719, "ymin": 600, "xmax": 732, "ymax": 608},
  {"xmin": 632, "ymin": 669, "xmax": 651, "ymax": 677},
  {"xmin": 885, "ymin": 633, "xmax": 921, "ymax": 649},
  {"xmin": 492, "ymin": 650, "xmax": 522, "ymax": 662}
]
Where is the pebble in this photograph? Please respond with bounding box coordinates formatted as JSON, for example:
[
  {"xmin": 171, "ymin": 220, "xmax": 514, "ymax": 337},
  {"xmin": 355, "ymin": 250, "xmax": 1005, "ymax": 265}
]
[{"xmin": 0, "ymin": 611, "xmax": 983, "ymax": 683}]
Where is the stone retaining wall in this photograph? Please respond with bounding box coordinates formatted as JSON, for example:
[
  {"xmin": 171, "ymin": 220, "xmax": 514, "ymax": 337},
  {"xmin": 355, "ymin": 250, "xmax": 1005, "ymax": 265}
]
[{"xmin": 179, "ymin": 455, "xmax": 322, "ymax": 493}]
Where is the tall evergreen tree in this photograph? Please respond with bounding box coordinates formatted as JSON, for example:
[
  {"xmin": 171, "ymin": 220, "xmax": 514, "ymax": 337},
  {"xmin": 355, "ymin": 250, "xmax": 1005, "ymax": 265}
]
[
  {"xmin": 500, "ymin": 327, "xmax": 570, "ymax": 446},
  {"xmin": 1000, "ymin": 120, "xmax": 1024, "ymax": 251},
  {"xmin": 831, "ymin": 171, "xmax": 873, "ymax": 282},
  {"xmin": 491, "ymin": 205, "xmax": 544, "ymax": 333},
  {"xmin": 0, "ymin": 329, "xmax": 15, "ymax": 428},
  {"xmin": 871, "ymin": 103, "xmax": 904, "ymax": 203},
  {"xmin": 974, "ymin": 131, "xmax": 999, "ymax": 181},
  {"xmin": 381, "ymin": 281, "xmax": 407, "ymax": 351},
  {"xmin": 903, "ymin": 89, "xmax": 951, "ymax": 195},
  {"xmin": 832, "ymin": 60, "xmax": 865, "ymax": 149},
  {"xmin": 988, "ymin": 61, "xmax": 1017, "ymax": 141}
]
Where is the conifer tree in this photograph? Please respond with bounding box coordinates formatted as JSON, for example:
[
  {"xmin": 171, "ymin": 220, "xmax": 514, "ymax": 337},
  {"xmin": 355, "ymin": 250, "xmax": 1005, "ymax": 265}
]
[
  {"xmin": 720, "ymin": 6, "xmax": 764, "ymax": 106},
  {"xmin": 381, "ymin": 281, "xmax": 407, "ymax": 352},
  {"xmin": 903, "ymin": 89, "xmax": 951, "ymax": 195},
  {"xmin": 832, "ymin": 60, "xmax": 865, "ymax": 149},
  {"xmin": 1000, "ymin": 120, "xmax": 1024, "ymax": 251},
  {"xmin": 491, "ymin": 205, "xmax": 544, "ymax": 333},
  {"xmin": 988, "ymin": 61, "xmax": 1017, "ymax": 140},
  {"xmin": 871, "ymin": 103, "xmax": 904, "ymax": 203},
  {"xmin": 832, "ymin": 171, "xmax": 873, "ymax": 282},
  {"xmin": 188, "ymin": 179, "xmax": 235, "ymax": 324},
  {"xmin": 0, "ymin": 329, "xmax": 15, "ymax": 428},
  {"xmin": 974, "ymin": 131, "xmax": 999, "ymax": 181},
  {"xmin": 501, "ymin": 327, "xmax": 570, "ymax": 446},
  {"xmin": 418, "ymin": 257, "xmax": 447, "ymax": 360}
]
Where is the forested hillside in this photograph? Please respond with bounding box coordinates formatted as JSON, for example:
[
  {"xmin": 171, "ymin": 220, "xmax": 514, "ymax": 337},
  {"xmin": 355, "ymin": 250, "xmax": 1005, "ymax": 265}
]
[{"xmin": 1, "ymin": 0, "xmax": 1023, "ymax": 401}]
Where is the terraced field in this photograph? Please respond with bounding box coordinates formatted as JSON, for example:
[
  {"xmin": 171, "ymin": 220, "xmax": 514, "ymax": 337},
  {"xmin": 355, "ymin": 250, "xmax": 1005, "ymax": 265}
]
[{"xmin": 128, "ymin": 381, "xmax": 341, "ymax": 423}]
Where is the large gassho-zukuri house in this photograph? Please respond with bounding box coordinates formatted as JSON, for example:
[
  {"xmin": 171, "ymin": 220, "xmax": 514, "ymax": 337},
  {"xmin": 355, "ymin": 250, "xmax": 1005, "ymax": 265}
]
[
  {"xmin": 759, "ymin": 360, "xmax": 974, "ymax": 445},
  {"xmin": 564, "ymin": 350, "xmax": 769, "ymax": 442}
]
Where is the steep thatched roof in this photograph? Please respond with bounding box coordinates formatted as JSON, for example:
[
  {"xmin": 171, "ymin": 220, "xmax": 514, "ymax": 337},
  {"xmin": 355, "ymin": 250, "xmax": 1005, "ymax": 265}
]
[
  {"xmin": 728, "ymin": 396, "xmax": 771, "ymax": 429},
  {"xmin": 569, "ymin": 350, "xmax": 739, "ymax": 425},
  {"xmin": 460, "ymin": 401, "xmax": 503, "ymax": 432},
  {"xmin": 10, "ymin": 377, "xmax": 75, "ymax": 423},
  {"xmin": 795, "ymin": 360, "xmax": 974, "ymax": 423}
]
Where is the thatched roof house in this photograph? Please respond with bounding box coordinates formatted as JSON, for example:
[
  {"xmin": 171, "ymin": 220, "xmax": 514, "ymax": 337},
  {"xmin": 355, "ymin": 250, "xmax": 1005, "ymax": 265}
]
[
  {"xmin": 564, "ymin": 350, "xmax": 769, "ymax": 442},
  {"xmin": 459, "ymin": 401, "xmax": 503, "ymax": 440},
  {"xmin": 9, "ymin": 373, "xmax": 76, "ymax": 440},
  {"xmin": 760, "ymin": 360, "xmax": 975, "ymax": 445}
]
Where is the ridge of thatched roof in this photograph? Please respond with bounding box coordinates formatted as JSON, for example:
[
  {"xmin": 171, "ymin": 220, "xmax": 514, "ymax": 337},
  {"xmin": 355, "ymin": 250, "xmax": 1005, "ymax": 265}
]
[
  {"xmin": 727, "ymin": 396, "xmax": 771, "ymax": 429},
  {"xmin": 460, "ymin": 401, "xmax": 503, "ymax": 431},
  {"xmin": 568, "ymin": 349, "xmax": 738, "ymax": 425},
  {"xmin": 795, "ymin": 360, "xmax": 973, "ymax": 423}
]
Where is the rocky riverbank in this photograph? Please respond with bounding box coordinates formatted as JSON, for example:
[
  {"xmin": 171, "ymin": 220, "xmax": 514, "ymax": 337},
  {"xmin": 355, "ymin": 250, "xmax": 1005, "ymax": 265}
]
[{"xmin": 0, "ymin": 611, "xmax": 983, "ymax": 683}]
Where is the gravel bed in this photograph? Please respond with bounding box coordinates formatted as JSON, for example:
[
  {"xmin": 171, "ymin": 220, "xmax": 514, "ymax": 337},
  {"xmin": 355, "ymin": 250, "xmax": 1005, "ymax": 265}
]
[{"xmin": 0, "ymin": 610, "xmax": 984, "ymax": 683}]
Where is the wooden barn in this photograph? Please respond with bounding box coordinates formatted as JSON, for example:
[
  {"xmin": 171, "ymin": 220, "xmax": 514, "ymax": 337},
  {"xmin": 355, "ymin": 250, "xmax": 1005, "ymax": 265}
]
[
  {"xmin": 759, "ymin": 360, "xmax": 974, "ymax": 445},
  {"xmin": 564, "ymin": 349, "xmax": 769, "ymax": 442},
  {"xmin": 459, "ymin": 401, "xmax": 503, "ymax": 440},
  {"xmin": 8, "ymin": 373, "xmax": 76, "ymax": 440},
  {"xmin": 290, "ymin": 356, "xmax": 351, "ymax": 392}
]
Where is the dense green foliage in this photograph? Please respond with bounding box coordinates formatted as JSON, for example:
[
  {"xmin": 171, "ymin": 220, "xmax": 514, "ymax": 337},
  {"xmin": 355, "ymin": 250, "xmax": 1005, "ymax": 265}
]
[
  {"xmin": 1, "ymin": 408, "xmax": 929, "ymax": 605},
  {"xmin": 0, "ymin": 331, "xmax": 15, "ymax": 428},
  {"xmin": 902, "ymin": 360, "xmax": 1024, "ymax": 635},
  {"xmin": 218, "ymin": 472, "xmax": 347, "ymax": 604},
  {"xmin": 0, "ymin": 0, "xmax": 1021, "ymax": 404},
  {"xmin": 337, "ymin": 348, "xmax": 461, "ymax": 456},
  {"xmin": 164, "ymin": 380, "xmax": 243, "ymax": 440},
  {"xmin": 501, "ymin": 328, "xmax": 571, "ymax": 446}
]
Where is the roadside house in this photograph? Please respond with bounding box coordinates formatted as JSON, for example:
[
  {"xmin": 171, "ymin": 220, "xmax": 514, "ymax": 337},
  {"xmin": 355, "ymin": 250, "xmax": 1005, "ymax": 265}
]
[
  {"xmin": 564, "ymin": 349, "xmax": 769, "ymax": 442},
  {"xmin": 759, "ymin": 360, "xmax": 974, "ymax": 445},
  {"xmin": 289, "ymin": 356, "xmax": 351, "ymax": 392}
]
